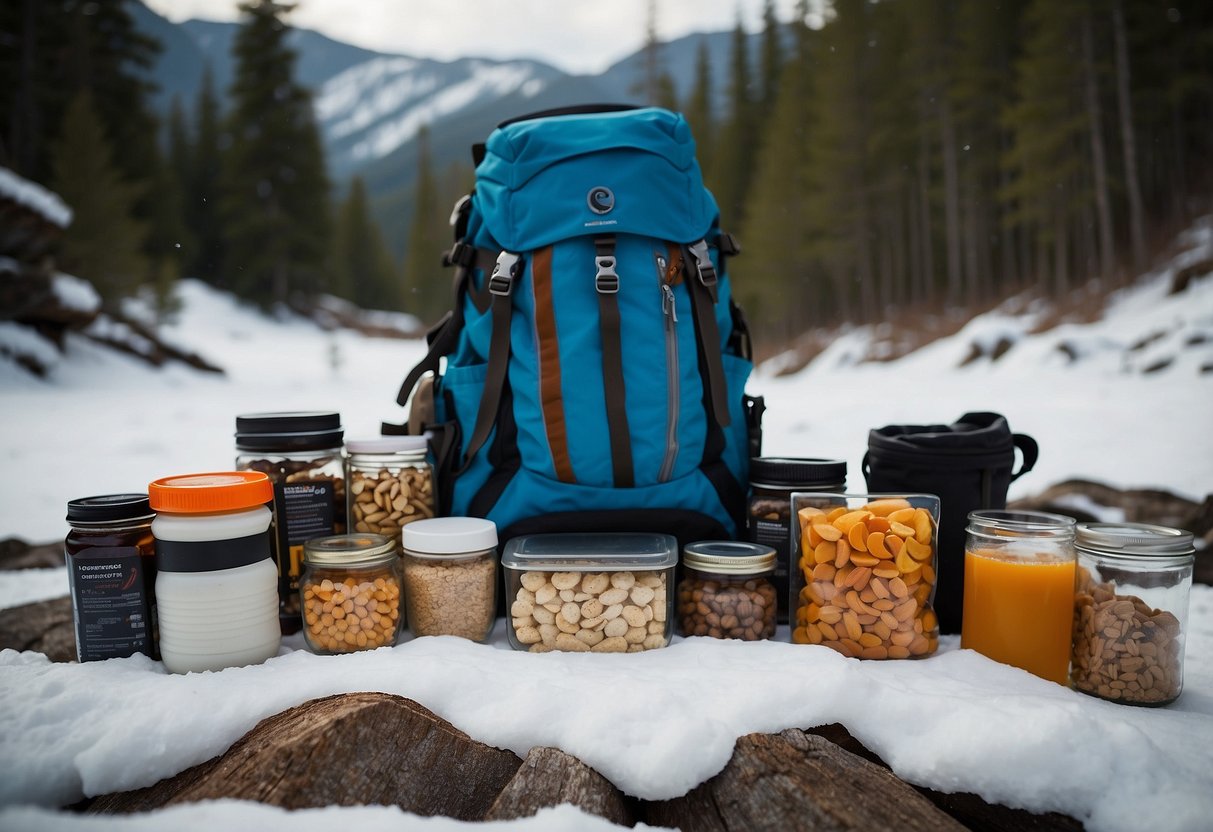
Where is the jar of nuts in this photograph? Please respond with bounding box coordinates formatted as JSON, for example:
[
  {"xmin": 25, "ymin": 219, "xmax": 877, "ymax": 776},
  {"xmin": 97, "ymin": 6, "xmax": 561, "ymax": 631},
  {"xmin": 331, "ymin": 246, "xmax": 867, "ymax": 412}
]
[
  {"xmin": 300, "ymin": 534, "xmax": 403, "ymax": 654},
  {"xmin": 501, "ymin": 533, "xmax": 677, "ymax": 653},
  {"xmin": 235, "ymin": 412, "xmax": 346, "ymax": 635},
  {"xmin": 1071, "ymin": 523, "xmax": 1195, "ymax": 706},
  {"xmin": 400, "ymin": 517, "xmax": 498, "ymax": 642},
  {"xmin": 678, "ymin": 541, "xmax": 777, "ymax": 640},
  {"xmin": 791, "ymin": 493, "xmax": 941, "ymax": 660},
  {"xmin": 345, "ymin": 437, "xmax": 435, "ymax": 538}
]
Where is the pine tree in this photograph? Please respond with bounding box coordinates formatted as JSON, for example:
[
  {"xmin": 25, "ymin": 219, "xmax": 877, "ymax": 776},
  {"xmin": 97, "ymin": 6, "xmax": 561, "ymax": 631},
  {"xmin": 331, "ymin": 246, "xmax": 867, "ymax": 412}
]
[
  {"xmin": 633, "ymin": 0, "xmax": 678, "ymax": 109},
  {"xmin": 220, "ymin": 0, "xmax": 331, "ymax": 307},
  {"xmin": 401, "ymin": 126, "xmax": 447, "ymax": 325},
  {"xmin": 710, "ymin": 16, "xmax": 757, "ymax": 228},
  {"xmin": 189, "ymin": 68, "xmax": 225, "ymax": 286},
  {"xmin": 684, "ymin": 39, "xmax": 716, "ymax": 171},
  {"xmin": 49, "ymin": 90, "xmax": 148, "ymax": 307},
  {"xmin": 333, "ymin": 177, "xmax": 398, "ymax": 309},
  {"xmin": 757, "ymin": 0, "xmax": 784, "ymax": 120}
]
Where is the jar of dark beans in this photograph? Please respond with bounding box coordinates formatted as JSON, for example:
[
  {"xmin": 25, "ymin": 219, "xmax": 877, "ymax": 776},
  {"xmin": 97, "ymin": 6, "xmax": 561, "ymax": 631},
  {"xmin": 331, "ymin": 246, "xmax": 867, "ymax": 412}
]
[
  {"xmin": 678, "ymin": 541, "xmax": 778, "ymax": 640},
  {"xmin": 235, "ymin": 411, "xmax": 345, "ymax": 634}
]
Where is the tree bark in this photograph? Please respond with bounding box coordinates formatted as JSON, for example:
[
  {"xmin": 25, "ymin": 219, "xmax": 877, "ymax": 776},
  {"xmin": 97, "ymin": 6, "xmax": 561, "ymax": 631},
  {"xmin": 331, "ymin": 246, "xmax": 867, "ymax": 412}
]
[
  {"xmin": 1081, "ymin": 12, "xmax": 1116, "ymax": 282},
  {"xmin": 1112, "ymin": 0, "xmax": 1147, "ymax": 272},
  {"xmin": 645, "ymin": 728, "xmax": 967, "ymax": 832},
  {"xmin": 88, "ymin": 693, "xmax": 523, "ymax": 818},
  {"xmin": 940, "ymin": 96, "xmax": 964, "ymax": 306},
  {"xmin": 485, "ymin": 746, "xmax": 635, "ymax": 826}
]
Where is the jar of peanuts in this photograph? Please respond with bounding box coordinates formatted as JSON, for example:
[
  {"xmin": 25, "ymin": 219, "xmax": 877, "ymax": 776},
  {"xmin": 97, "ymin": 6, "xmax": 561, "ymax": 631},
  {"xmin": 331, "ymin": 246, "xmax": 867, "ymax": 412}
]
[
  {"xmin": 1071, "ymin": 523, "xmax": 1195, "ymax": 706},
  {"xmin": 790, "ymin": 493, "xmax": 941, "ymax": 659},
  {"xmin": 678, "ymin": 542, "xmax": 777, "ymax": 640},
  {"xmin": 345, "ymin": 437, "xmax": 435, "ymax": 539},
  {"xmin": 300, "ymin": 534, "xmax": 403, "ymax": 654}
]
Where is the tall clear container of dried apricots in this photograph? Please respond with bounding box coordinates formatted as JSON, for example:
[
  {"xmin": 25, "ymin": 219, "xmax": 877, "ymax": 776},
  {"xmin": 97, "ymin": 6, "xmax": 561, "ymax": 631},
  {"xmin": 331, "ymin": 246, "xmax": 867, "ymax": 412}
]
[
  {"xmin": 300, "ymin": 534, "xmax": 403, "ymax": 654},
  {"xmin": 789, "ymin": 493, "xmax": 940, "ymax": 659}
]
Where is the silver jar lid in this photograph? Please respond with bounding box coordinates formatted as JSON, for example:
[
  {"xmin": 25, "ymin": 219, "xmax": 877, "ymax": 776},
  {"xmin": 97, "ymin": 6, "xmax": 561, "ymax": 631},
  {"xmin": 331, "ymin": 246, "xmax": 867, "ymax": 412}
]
[
  {"xmin": 1076, "ymin": 522, "xmax": 1195, "ymax": 562},
  {"xmin": 683, "ymin": 541, "xmax": 776, "ymax": 575},
  {"xmin": 304, "ymin": 533, "xmax": 397, "ymax": 566}
]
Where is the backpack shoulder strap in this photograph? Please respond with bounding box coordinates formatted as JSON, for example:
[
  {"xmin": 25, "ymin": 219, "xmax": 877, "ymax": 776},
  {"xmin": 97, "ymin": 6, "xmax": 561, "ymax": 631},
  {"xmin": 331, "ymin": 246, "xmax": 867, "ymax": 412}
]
[{"xmin": 685, "ymin": 239, "xmax": 731, "ymax": 428}]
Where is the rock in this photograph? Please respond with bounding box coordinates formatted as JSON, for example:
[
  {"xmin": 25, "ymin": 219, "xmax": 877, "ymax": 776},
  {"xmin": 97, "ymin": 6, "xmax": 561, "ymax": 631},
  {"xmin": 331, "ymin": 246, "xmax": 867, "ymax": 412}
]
[
  {"xmin": 485, "ymin": 746, "xmax": 634, "ymax": 825},
  {"xmin": 0, "ymin": 596, "xmax": 74, "ymax": 661},
  {"xmin": 87, "ymin": 693, "xmax": 522, "ymax": 819},
  {"xmin": 0, "ymin": 537, "xmax": 62, "ymax": 569}
]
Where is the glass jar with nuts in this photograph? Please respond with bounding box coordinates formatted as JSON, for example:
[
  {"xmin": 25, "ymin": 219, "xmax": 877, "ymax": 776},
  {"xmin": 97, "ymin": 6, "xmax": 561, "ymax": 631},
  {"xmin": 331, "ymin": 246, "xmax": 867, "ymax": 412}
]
[
  {"xmin": 301, "ymin": 534, "xmax": 403, "ymax": 654},
  {"xmin": 345, "ymin": 437, "xmax": 435, "ymax": 539},
  {"xmin": 679, "ymin": 541, "xmax": 778, "ymax": 640},
  {"xmin": 1071, "ymin": 522, "xmax": 1195, "ymax": 706},
  {"xmin": 791, "ymin": 493, "xmax": 941, "ymax": 660},
  {"xmin": 501, "ymin": 533, "xmax": 678, "ymax": 653},
  {"xmin": 235, "ymin": 412, "xmax": 346, "ymax": 635}
]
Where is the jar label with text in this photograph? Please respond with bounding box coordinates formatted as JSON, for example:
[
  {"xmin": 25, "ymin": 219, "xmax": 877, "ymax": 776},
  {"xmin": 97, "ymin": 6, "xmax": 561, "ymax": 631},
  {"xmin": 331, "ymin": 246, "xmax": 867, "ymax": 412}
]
[{"xmin": 67, "ymin": 546, "xmax": 155, "ymax": 662}]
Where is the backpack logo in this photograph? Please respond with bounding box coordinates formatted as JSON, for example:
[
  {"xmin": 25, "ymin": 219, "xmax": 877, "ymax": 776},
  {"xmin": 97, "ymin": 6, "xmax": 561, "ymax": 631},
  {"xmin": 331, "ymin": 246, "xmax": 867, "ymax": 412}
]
[{"xmin": 587, "ymin": 187, "xmax": 615, "ymax": 215}]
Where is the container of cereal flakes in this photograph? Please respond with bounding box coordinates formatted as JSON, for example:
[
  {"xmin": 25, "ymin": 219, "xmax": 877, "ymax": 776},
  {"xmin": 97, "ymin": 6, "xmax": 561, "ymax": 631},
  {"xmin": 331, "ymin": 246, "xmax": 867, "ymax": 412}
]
[{"xmin": 502, "ymin": 533, "xmax": 677, "ymax": 653}]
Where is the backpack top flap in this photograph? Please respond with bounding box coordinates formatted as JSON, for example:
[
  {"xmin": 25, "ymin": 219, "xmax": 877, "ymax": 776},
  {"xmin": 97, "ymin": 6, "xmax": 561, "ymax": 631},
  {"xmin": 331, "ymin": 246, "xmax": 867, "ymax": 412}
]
[{"xmin": 474, "ymin": 107, "xmax": 718, "ymax": 252}]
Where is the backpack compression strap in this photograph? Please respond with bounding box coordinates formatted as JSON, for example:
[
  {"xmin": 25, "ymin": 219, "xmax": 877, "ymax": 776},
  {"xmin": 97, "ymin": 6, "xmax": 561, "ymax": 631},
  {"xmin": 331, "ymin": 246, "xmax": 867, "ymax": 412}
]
[
  {"xmin": 685, "ymin": 239, "xmax": 731, "ymax": 428},
  {"xmin": 460, "ymin": 250, "xmax": 522, "ymax": 471},
  {"xmin": 595, "ymin": 236, "xmax": 634, "ymax": 488}
]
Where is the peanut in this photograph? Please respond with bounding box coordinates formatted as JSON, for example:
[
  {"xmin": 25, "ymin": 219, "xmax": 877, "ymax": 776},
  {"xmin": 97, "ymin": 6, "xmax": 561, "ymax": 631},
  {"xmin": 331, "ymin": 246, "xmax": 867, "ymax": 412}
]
[
  {"xmin": 349, "ymin": 464, "xmax": 433, "ymax": 537},
  {"xmin": 792, "ymin": 500, "xmax": 939, "ymax": 659}
]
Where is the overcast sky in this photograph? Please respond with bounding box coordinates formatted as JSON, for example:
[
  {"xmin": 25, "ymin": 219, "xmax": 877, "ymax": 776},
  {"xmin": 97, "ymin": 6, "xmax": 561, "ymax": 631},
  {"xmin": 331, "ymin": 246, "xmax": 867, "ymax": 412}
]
[{"xmin": 142, "ymin": 0, "xmax": 809, "ymax": 74}]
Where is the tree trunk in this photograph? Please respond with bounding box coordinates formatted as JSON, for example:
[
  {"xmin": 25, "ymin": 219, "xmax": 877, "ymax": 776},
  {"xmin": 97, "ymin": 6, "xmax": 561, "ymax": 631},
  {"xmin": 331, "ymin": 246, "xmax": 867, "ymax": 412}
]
[
  {"xmin": 940, "ymin": 96, "xmax": 964, "ymax": 306},
  {"xmin": 917, "ymin": 131, "xmax": 935, "ymax": 302},
  {"xmin": 1081, "ymin": 12, "xmax": 1116, "ymax": 282},
  {"xmin": 485, "ymin": 746, "xmax": 635, "ymax": 825},
  {"xmin": 1112, "ymin": 0, "xmax": 1147, "ymax": 273}
]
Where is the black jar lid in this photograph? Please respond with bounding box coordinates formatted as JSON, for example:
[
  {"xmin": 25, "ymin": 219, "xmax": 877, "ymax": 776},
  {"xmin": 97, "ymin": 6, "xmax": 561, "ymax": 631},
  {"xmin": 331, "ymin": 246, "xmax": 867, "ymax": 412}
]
[
  {"xmin": 235, "ymin": 411, "xmax": 343, "ymax": 451},
  {"xmin": 750, "ymin": 457, "xmax": 847, "ymax": 488},
  {"xmin": 67, "ymin": 494, "xmax": 154, "ymax": 524}
]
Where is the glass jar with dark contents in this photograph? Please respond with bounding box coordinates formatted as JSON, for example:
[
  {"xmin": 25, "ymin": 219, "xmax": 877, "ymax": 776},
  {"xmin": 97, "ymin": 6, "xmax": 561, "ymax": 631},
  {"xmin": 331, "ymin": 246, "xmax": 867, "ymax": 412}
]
[
  {"xmin": 65, "ymin": 494, "xmax": 158, "ymax": 661},
  {"xmin": 235, "ymin": 411, "xmax": 345, "ymax": 634},
  {"xmin": 678, "ymin": 541, "xmax": 777, "ymax": 640},
  {"xmin": 747, "ymin": 457, "xmax": 846, "ymax": 622}
]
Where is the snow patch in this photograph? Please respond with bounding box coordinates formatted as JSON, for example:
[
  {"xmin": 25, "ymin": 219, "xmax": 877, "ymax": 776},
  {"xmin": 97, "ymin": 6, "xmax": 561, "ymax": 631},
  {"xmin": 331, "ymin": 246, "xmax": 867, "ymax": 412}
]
[
  {"xmin": 51, "ymin": 273, "xmax": 101, "ymax": 316},
  {"xmin": 0, "ymin": 322, "xmax": 60, "ymax": 371},
  {"xmin": 0, "ymin": 568, "xmax": 68, "ymax": 611},
  {"xmin": 0, "ymin": 167, "xmax": 72, "ymax": 228}
]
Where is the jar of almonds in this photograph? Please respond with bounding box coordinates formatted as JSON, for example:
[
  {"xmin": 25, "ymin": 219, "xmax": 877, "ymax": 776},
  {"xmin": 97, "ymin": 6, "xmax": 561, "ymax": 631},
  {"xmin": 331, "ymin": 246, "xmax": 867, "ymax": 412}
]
[
  {"xmin": 300, "ymin": 534, "xmax": 403, "ymax": 654},
  {"xmin": 345, "ymin": 437, "xmax": 435, "ymax": 539},
  {"xmin": 1071, "ymin": 523, "xmax": 1195, "ymax": 706},
  {"xmin": 679, "ymin": 541, "xmax": 778, "ymax": 640}
]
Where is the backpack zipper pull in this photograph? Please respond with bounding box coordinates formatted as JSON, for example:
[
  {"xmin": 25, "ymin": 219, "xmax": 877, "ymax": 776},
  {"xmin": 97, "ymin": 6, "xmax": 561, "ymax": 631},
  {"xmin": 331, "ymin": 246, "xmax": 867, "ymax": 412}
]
[{"xmin": 661, "ymin": 283, "xmax": 678, "ymax": 323}]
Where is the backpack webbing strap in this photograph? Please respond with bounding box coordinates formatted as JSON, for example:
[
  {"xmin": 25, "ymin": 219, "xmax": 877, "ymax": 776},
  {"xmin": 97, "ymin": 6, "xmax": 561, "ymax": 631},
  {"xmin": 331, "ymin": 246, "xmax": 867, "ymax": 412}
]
[
  {"xmin": 460, "ymin": 251, "xmax": 521, "ymax": 471},
  {"xmin": 394, "ymin": 259, "xmax": 478, "ymax": 407},
  {"xmin": 685, "ymin": 239, "xmax": 731, "ymax": 428},
  {"xmin": 595, "ymin": 236, "xmax": 634, "ymax": 488}
]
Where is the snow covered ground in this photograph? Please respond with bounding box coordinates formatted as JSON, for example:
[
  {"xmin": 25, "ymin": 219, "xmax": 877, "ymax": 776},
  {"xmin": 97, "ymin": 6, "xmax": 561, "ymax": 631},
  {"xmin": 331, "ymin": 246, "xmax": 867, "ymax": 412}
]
[{"xmin": 1, "ymin": 221, "xmax": 1212, "ymax": 830}]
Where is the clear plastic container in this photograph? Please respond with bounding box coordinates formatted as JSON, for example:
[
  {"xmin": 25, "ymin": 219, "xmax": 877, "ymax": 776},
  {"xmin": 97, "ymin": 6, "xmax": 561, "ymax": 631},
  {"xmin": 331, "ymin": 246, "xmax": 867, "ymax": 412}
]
[
  {"xmin": 962, "ymin": 510, "xmax": 1076, "ymax": 684},
  {"xmin": 678, "ymin": 541, "xmax": 777, "ymax": 640},
  {"xmin": 790, "ymin": 493, "xmax": 941, "ymax": 659},
  {"xmin": 400, "ymin": 517, "xmax": 497, "ymax": 641},
  {"xmin": 300, "ymin": 534, "xmax": 403, "ymax": 654},
  {"xmin": 235, "ymin": 411, "xmax": 345, "ymax": 634},
  {"xmin": 345, "ymin": 437, "xmax": 435, "ymax": 538},
  {"xmin": 148, "ymin": 471, "xmax": 280, "ymax": 674},
  {"xmin": 502, "ymin": 533, "xmax": 677, "ymax": 653},
  {"xmin": 1071, "ymin": 522, "xmax": 1195, "ymax": 706}
]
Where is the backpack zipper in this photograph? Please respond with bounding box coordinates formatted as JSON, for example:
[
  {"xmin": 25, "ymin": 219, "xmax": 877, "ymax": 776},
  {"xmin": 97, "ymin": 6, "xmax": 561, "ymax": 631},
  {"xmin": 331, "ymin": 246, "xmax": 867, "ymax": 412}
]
[{"xmin": 656, "ymin": 252, "xmax": 679, "ymax": 483}]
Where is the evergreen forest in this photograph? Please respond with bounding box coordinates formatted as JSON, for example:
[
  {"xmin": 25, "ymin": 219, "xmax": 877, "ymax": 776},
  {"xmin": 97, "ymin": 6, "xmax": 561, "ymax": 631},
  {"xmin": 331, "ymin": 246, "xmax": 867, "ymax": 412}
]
[{"xmin": 2, "ymin": 0, "xmax": 1211, "ymax": 355}]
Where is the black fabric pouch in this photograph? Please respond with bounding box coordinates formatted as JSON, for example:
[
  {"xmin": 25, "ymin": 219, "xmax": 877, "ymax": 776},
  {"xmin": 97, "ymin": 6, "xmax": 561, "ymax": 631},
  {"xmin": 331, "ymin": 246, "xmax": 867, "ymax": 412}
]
[{"xmin": 862, "ymin": 412, "xmax": 1038, "ymax": 634}]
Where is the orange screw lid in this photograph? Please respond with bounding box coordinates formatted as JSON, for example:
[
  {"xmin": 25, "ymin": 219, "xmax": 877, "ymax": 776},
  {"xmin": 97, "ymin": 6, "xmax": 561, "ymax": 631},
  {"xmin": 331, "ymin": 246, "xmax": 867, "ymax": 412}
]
[{"xmin": 148, "ymin": 471, "xmax": 274, "ymax": 514}]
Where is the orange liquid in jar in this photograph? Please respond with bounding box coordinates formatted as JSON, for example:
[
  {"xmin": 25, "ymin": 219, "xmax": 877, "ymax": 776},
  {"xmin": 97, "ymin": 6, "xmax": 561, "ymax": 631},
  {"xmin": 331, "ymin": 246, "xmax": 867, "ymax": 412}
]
[{"xmin": 961, "ymin": 548, "xmax": 1075, "ymax": 684}]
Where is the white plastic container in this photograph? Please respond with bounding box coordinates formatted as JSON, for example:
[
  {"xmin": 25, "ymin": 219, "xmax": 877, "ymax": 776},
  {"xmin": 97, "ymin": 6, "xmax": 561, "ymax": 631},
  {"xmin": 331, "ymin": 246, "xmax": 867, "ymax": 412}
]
[{"xmin": 148, "ymin": 472, "xmax": 281, "ymax": 674}]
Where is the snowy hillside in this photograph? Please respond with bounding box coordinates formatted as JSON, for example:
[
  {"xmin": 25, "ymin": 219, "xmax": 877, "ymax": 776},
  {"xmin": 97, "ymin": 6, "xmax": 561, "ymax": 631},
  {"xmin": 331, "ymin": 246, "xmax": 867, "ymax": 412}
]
[
  {"xmin": 2, "ymin": 221, "xmax": 1212, "ymax": 543},
  {"xmin": 316, "ymin": 56, "xmax": 561, "ymax": 175}
]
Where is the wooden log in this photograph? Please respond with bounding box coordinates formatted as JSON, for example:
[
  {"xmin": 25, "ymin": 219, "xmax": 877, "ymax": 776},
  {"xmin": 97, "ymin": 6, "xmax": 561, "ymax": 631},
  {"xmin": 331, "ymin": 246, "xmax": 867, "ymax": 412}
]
[
  {"xmin": 484, "ymin": 746, "xmax": 634, "ymax": 826},
  {"xmin": 0, "ymin": 596, "xmax": 75, "ymax": 662},
  {"xmin": 644, "ymin": 729, "xmax": 967, "ymax": 832},
  {"xmin": 88, "ymin": 693, "xmax": 522, "ymax": 818},
  {"xmin": 0, "ymin": 537, "xmax": 63, "ymax": 569},
  {"xmin": 807, "ymin": 724, "xmax": 1082, "ymax": 832}
]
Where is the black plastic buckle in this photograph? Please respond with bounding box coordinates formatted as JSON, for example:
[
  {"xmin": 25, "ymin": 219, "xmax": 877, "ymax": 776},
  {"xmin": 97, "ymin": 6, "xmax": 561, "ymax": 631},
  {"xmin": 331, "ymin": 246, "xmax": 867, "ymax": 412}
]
[
  {"xmin": 489, "ymin": 251, "xmax": 521, "ymax": 296},
  {"xmin": 595, "ymin": 255, "xmax": 619, "ymax": 294},
  {"xmin": 688, "ymin": 239, "xmax": 717, "ymax": 288},
  {"xmin": 444, "ymin": 240, "xmax": 474, "ymax": 269}
]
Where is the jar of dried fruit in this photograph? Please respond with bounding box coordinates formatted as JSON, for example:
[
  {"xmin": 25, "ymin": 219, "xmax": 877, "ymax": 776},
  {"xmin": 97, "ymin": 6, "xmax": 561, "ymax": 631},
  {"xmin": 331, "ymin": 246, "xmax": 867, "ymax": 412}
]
[
  {"xmin": 678, "ymin": 541, "xmax": 777, "ymax": 640},
  {"xmin": 1071, "ymin": 522, "xmax": 1195, "ymax": 706},
  {"xmin": 300, "ymin": 534, "xmax": 403, "ymax": 654},
  {"xmin": 345, "ymin": 437, "xmax": 434, "ymax": 539},
  {"xmin": 234, "ymin": 412, "xmax": 345, "ymax": 635}
]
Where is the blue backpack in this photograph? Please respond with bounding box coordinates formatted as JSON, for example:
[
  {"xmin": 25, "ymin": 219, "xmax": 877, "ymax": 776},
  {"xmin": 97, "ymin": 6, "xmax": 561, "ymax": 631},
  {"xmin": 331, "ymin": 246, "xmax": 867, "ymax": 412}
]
[{"xmin": 389, "ymin": 105, "xmax": 764, "ymax": 544}]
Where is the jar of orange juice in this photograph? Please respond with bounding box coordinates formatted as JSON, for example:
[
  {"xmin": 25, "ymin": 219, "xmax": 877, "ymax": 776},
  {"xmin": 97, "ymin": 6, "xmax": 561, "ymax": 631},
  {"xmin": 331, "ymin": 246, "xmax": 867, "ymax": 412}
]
[{"xmin": 961, "ymin": 510, "xmax": 1076, "ymax": 684}]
